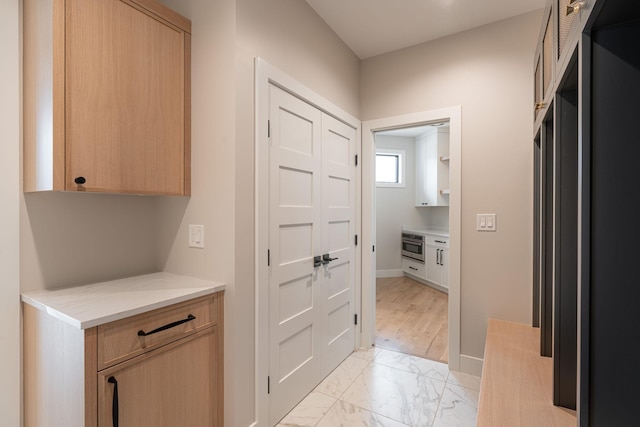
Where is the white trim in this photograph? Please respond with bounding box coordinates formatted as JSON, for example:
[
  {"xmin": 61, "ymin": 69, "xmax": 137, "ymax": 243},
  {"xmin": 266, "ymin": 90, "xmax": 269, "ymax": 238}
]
[
  {"xmin": 376, "ymin": 269, "xmax": 404, "ymax": 278},
  {"xmin": 362, "ymin": 106, "xmax": 463, "ymax": 371},
  {"xmin": 254, "ymin": 58, "xmax": 362, "ymax": 426},
  {"xmin": 459, "ymin": 354, "xmax": 484, "ymax": 377}
]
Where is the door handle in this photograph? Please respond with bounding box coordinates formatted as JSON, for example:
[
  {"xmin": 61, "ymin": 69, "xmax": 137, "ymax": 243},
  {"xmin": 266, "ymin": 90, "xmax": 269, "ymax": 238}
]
[
  {"xmin": 437, "ymin": 249, "xmax": 441, "ymax": 265},
  {"xmin": 314, "ymin": 256, "xmax": 323, "ymax": 268},
  {"xmin": 322, "ymin": 254, "xmax": 338, "ymax": 265},
  {"xmin": 108, "ymin": 376, "xmax": 119, "ymax": 427},
  {"xmin": 440, "ymin": 250, "xmax": 444, "ymax": 266}
]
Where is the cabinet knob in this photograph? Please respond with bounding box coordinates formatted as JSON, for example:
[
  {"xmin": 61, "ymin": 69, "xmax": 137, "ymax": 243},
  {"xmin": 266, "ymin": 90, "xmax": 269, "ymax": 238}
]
[
  {"xmin": 566, "ymin": 1, "xmax": 583, "ymax": 16},
  {"xmin": 74, "ymin": 176, "xmax": 86, "ymax": 185}
]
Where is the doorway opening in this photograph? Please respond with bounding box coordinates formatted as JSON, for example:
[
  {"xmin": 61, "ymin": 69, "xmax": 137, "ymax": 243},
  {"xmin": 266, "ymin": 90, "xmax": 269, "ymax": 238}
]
[
  {"xmin": 374, "ymin": 123, "xmax": 450, "ymax": 363},
  {"xmin": 361, "ymin": 107, "xmax": 462, "ymax": 371}
]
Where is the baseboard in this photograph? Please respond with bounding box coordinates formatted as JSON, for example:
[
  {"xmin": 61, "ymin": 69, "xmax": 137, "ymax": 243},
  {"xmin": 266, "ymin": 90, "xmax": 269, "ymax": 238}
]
[
  {"xmin": 248, "ymin": 422, "xmax": 257, "ymax": 427},
  {"xmin": 376, "ymin": 269, "xmax": 403, "ymax": 278},
  {"xmin": 459, "ymin": 354, "xmax": 484, "ymax": 377}
]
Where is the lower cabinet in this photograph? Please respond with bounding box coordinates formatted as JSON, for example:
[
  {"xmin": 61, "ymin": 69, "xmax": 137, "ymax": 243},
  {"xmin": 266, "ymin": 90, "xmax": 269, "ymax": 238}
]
[
  {"xmin": 426, "ymin": 245, "xmax": 449, "ymax": 290},
  {"xmin": 98, "ymin": 329, "xmax": 220, "ymax": 426},
  {"xmin": 24, "ymin": 292, "xmax": 224, "ymax": 427},
  {"xmin": 402, "ymin": 257, "xmax": 427, "ymax": 280}
]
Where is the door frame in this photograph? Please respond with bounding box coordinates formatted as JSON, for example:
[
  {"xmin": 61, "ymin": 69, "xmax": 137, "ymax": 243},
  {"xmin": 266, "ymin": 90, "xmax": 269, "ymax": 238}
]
[
  {"xmin": 361, "ymin": 107, "xmax": 462, "ymax": 371},
  {"xmin": 254, "ymin": 58, "xmax": 362, "ymax": 426}
]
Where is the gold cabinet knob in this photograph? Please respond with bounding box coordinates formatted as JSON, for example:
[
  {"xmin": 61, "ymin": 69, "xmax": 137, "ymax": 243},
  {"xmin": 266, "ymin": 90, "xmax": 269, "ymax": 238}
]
[{"xmin": 566, "ymin": 1, "xmax": 584, "ymax": 16}]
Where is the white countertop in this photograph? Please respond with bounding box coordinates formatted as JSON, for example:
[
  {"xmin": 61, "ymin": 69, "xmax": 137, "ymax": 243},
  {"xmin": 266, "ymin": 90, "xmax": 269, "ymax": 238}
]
[
  {"xmin": 21, "ymin": 272, "xmax": 226, "ymax": 330},
  {"xmin": 402, "ymin": 226, "xmax": 450, "ymax": 237}
]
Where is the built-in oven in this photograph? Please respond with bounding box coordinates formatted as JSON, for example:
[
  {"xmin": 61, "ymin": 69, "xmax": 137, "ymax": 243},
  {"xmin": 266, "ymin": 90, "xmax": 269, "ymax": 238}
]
[{"xmin": 401, "ymin": 233, "xmax": 425, "ymax": 263}]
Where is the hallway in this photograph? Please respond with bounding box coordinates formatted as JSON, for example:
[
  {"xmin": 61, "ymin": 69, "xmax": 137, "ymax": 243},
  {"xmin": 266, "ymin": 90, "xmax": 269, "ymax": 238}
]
[{"xmin": 277, "ymin": 347, "xmax": 479, "ymax": 427}]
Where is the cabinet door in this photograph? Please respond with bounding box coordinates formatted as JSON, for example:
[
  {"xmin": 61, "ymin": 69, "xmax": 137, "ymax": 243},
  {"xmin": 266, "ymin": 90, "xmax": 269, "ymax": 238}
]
[
  {"xmin": 425, "ymin": 246, "xmax": 441, "ymax": 285},
  {"xmin": 440, "ymin": 249, "xmax": 449, "ymax": 289},
  {"xmin": 415, "ymin": 138, "xmax": 429, "ymax": 206},
  {"xmin": 98, "ymin": 328, "xmax": 221, "ymax": 427},
  {"xmin": 66, "ymin": 0, "xmax": 186, "ymax": 194}
]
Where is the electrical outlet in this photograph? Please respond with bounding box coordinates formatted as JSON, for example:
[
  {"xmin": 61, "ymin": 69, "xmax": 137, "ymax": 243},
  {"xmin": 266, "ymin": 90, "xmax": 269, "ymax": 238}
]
[
  {"xmin": 477, "ymin": 214, "xmax": 497, "ymax": 232},
  {"xmin": 189, "ymin": 224, "xmax": 205, "ymax": 248}
]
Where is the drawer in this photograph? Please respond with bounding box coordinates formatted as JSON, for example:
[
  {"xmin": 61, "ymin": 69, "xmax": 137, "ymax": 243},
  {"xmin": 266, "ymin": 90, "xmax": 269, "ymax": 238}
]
[
  {"xmin": 425, "ymin": 235, "xmax": 449, "ymax": 247},
  {"xmin": 403, "ymin": 257, "xmax": 426, "ymax": 279},
  {"xmin": 97, "ymin": 293, "xmax": 220, "ymax": 370}
]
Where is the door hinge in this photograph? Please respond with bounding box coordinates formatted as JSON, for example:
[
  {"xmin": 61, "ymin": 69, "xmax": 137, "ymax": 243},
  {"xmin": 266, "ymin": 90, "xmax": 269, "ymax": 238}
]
[
  {"xmin": 267, "ymin": 120, "xmax": 271, "ymax": 138},
  {"xmin": 354, "ymin": 235, "xmax": 358, "ymax": 246},
  {"xmin": 373, "ymin": 245, "xmax": 375, "ymax": 252},
  {"xmin": 355, "ymin": 154, "xmax": 358, "ymax": 166},
  {"xmin": 267, "ymin": 249, "xmax": 271, "ymax": 266},
  {"xmin": 267, "ymin": 376, "xmax": 270, "ymax": 394},
  {"xmin": 354, "ymin": 314, "xmax": 358, "ymax": 325}
]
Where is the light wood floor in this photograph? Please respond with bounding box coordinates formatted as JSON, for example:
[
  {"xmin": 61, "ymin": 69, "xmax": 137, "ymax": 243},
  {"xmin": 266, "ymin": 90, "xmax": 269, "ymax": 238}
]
[{"xmin": 375, "ymin": 276, "xmax": 448, "ymax": 363}]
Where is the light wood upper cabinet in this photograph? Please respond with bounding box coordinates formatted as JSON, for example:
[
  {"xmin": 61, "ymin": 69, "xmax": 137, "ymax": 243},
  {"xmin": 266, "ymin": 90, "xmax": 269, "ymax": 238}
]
[{"xmin": 24, "ymin": 0, "xmax": 191, "ymax": 195}]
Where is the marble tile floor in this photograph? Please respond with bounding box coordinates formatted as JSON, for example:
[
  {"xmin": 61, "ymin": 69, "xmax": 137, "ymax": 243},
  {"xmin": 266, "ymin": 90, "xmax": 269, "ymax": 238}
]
[{"xmin": 277, "ymin": 348, "xmax": 480, "ymax": 427}]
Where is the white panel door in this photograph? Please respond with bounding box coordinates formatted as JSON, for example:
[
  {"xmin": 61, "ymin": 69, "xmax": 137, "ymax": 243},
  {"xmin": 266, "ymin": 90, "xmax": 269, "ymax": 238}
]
[
  {"xmin": 268, "ymin": 85, "xmax": 324, "ymax": 426},
  {"xmin": 321, "ymin": 115, "xmax": 356, "ymax": 375},
  {"xmin": 268, "ymin": 85, "xmax": 357, "ymax": 425}
]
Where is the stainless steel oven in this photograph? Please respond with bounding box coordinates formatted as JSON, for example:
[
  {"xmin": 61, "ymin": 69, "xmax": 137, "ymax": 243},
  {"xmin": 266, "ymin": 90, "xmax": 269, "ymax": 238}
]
[{"xmin": 401, "ymin": 233, "xmax": 425, "ymax": 262}]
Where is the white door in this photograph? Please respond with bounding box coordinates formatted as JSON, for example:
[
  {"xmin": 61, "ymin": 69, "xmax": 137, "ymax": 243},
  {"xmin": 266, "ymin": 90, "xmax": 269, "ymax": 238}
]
[
  {"xmin": 321, "ymin": 115, "xmax": 357, "ymax": 375},
  {"xmin": 268, "ymin": 85, "xmax": 357, "ymax": 425}
]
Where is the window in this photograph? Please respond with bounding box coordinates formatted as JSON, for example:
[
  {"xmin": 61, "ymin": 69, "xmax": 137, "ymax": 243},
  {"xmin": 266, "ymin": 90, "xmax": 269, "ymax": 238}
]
[{"xmin": 376, "ymin": 149, "xmax": 405, "ymax": 187}]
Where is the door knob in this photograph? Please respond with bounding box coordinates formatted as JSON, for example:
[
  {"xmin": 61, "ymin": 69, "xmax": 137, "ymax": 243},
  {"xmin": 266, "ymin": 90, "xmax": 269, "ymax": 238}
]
[{"xmin": 322, "ymin": 254, "xmax": 338, "ymax": 265}]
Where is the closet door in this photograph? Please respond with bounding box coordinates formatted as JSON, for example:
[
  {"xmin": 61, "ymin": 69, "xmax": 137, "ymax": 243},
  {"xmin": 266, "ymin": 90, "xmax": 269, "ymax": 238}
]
[{"xmin": 268, "ymin": 85, "xmax": 357, "ymax": 425}]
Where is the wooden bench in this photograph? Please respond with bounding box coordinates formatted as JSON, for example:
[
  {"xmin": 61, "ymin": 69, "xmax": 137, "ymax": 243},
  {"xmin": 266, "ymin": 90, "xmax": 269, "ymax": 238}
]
[{"xmin": 477, "ymin": 319, "xmax": 577, "ymax": 426}]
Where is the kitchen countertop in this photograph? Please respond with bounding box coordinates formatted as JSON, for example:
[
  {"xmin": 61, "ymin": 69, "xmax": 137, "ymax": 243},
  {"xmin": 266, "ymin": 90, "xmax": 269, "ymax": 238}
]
[
  {"xmin": 21, "ymin": 272, "xmax": 226, "ymax": 330},
  {"xmin": 402, "ymin": 226, "xmax": 450, "ymax": 237}
]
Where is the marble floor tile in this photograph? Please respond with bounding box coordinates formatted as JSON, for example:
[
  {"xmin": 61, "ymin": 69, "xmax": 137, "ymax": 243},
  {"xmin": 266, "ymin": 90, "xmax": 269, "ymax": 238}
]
[
  {"xmin": 315, "ymin": 400, "xmax": 410, "ymax": 427},
  {"xmin": 373, "ymin": 348, "xmax": 449, "ymax": 382},
  {"xmin": 341, "ymin": 363, "xmax": 446, "ymax": 427},
  {"xmin": 315, "ymin": 354, "xmax": 370, "ymax": 398},
  {"xmin": 446, "ymin": 370, "xmax": 481, "ymax": 391},
  {"xmin": 277, "ymin": 391, "xmax": 337, "ymax": 427},
  {"xmin": 431, "ymin": 383, "xmax": 479, "ymax": 427},
  {"xmin": 351, "ymin": 346, "xmax": 382, "ymax": 361}
]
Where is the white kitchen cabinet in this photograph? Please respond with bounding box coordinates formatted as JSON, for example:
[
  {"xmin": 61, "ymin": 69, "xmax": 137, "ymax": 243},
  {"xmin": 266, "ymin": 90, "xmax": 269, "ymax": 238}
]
[
  {"xmin": 402, "ymin": 257, "xmax": 427, "ymax": 280},
  {"xmin": 415, "ymin": 127, "xmax": 450, "ymax": 207},
  {"xmin": 425, "ymin": 235, "xmax": 449, "ymax": 290}
]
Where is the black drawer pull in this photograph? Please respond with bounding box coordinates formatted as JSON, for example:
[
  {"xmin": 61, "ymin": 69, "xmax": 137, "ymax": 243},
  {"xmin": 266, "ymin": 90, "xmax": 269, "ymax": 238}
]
[
  {"xmin": 137, "ymin": 314, "xmax": 196, "ymax": 337},
  {"xmin": 108, "ymin": 376, "xmax": 119, "ymax": 427},
  {"xmin": 435, "ymin": 240, "xmax": 447, "ymax": 244}
]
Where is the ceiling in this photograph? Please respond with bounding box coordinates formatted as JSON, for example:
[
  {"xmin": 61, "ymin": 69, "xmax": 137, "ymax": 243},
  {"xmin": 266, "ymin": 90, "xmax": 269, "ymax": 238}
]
[{"xmin": 305, "ymin": 0, "xmax": 546, "ymax": 59}]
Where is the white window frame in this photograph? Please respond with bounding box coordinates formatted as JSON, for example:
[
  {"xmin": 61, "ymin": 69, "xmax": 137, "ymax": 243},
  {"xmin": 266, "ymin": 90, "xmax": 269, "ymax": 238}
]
[{"xmin": 375, "ymin": 149, "xmax": 405, "ymax": 188}]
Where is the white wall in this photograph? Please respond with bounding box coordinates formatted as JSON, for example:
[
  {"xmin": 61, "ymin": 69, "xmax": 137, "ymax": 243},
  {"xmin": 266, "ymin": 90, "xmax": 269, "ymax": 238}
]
[
  {"xmin": 375, "ymin": 135, "xmax": 428, "ymax": 272},
  {"xmin": 236, "ymin": 1, "xmax": 359, "ymax": 425},
  {"xmin": 361, "ymin": 11, "xmax": 542, "ymax": 360},
  {"xmin": 153, "ymin": 1, "xmax": 360, "ymax": 426},
  {"xmin": 0, "ymin": 0, "xmax": 21, "ymax": 425}
]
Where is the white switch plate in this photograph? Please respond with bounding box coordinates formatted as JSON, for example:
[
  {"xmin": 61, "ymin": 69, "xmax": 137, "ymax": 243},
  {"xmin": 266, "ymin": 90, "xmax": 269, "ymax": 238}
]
[
  {"xmin": 189, "ymin": 224, "xmax": 205, "ymax": 248},
  {"xmin": 477, "ymin": 214, "xmax": 497, "ymax": 232}
]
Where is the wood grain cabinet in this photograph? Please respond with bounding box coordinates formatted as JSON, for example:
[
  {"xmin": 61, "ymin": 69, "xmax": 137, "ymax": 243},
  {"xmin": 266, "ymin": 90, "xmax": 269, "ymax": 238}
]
[
  {"xmin": 24, "ymin": 292, "xmax": 224, "ymax": 427},
  {"xmin": 24, "ymin": 0, "xmax": 191, "ymax": 195}
]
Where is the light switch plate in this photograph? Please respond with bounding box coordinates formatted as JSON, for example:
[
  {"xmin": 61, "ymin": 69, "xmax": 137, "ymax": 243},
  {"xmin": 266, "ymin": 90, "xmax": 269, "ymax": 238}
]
[
  {"xmin": 477, "ymin": 214, "xmax": 497, "ymax": 232},
  {"xmin": 189, "ymin": 224, "xmax": 205, "ymax": 248}
]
